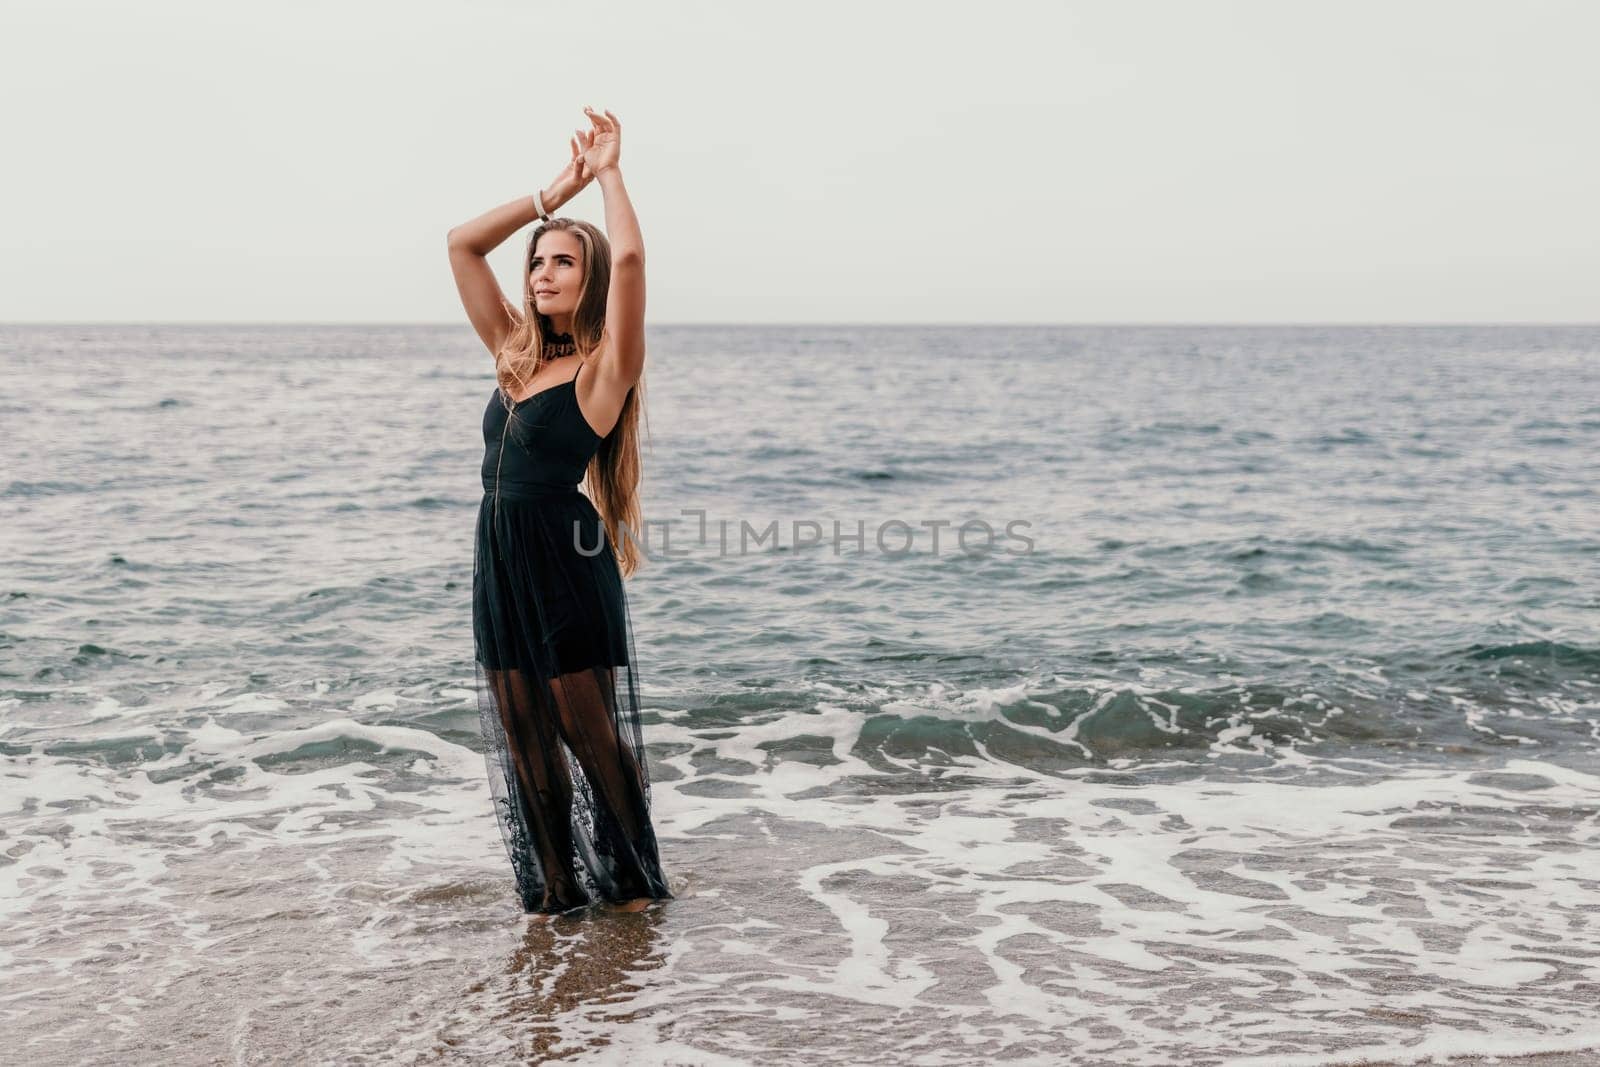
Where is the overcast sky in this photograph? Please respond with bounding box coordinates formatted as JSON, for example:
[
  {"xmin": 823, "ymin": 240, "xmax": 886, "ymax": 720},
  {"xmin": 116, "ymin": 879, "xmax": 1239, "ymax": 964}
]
[{"xmin": 3, "ymin": 0, "xmax": 1596, "ymax": 324}]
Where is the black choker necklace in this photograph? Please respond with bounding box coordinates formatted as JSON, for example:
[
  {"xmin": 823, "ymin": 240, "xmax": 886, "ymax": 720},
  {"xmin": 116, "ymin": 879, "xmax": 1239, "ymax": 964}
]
[{"xmin": 547, "ymin": 332, "xmax": 576, "ymax": 351}]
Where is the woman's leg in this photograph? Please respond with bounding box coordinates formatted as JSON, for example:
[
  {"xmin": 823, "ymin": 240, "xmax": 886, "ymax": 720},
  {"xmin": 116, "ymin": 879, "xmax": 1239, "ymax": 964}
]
[
  {"xmin": 546, "ymin": 667, "xmax": 655, "ymax": 896},
  {"xmin": 488, "ymin": 666, "xmax": 586, "ymax": 909}
]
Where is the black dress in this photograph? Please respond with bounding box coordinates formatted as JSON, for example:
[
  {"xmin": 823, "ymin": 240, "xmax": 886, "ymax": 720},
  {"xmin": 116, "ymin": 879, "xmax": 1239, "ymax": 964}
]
[{"xmin": 472, "ymin": 351, "xmax": 672, "ymax": 914}]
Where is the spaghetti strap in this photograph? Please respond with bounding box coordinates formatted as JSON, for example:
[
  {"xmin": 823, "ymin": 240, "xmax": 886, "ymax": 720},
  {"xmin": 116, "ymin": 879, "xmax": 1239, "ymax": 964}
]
[{"xmin": 572, "ymin": 356, "xmax": 585, "ymax": 385}]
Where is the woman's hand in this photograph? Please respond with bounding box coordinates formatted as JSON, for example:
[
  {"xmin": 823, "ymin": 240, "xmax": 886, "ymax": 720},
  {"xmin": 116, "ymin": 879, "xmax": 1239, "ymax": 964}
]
[
  {"xmin": 544, "ymin": 133, "xmax": 593, "ymax": 208},
  {"xmin": 577, "ymin": 106, "xmax": 621, "ymax": 176}
]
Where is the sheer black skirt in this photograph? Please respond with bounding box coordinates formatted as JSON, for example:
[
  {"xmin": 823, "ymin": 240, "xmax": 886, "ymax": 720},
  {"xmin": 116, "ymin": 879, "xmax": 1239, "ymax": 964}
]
[{"xmin": 472, "ymin": 486, "xmax": 672, "ymax": 914}]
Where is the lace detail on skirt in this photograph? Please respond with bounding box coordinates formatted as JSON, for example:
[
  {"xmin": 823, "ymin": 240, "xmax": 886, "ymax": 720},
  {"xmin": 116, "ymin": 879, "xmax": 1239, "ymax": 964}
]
[{"xmin": 472, "ymin": 488, "xmax": 672, "ymax": 914}]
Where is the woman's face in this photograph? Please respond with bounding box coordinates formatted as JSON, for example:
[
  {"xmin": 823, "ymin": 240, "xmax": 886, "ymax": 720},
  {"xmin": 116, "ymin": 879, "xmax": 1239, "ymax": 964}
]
[{"xmin": 530, "ymin": 230, "xmax": 584, "ymax": 322}]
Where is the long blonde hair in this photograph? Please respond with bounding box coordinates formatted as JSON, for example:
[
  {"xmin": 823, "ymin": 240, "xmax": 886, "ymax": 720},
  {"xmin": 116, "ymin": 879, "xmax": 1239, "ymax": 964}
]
[{"xmin": 494, "ymin": 218, "xmax": 649, "ymax": 577}]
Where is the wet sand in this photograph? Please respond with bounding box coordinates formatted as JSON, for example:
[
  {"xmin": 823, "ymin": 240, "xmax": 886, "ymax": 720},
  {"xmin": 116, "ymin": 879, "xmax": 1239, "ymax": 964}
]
[{"xmin": 1354, "ymin": 1052, "xmax": 1600, "ymax": 1066}]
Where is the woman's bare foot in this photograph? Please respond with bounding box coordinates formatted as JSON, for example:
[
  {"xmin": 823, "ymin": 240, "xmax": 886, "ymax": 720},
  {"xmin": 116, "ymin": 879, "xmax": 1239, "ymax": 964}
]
[{"xmin": 600, "ymin": 897, "xmax": 653, "ymax": 913}]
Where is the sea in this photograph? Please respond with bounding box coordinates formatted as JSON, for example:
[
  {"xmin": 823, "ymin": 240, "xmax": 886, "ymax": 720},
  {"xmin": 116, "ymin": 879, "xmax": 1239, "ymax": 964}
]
[{"xmin": 2, "ymin": 323, "xmax": 1597, "ymax": 1066}]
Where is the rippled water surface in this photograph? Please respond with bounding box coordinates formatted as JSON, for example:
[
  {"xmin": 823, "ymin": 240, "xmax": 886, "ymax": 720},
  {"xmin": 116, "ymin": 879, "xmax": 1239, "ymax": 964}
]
[{"xmin": 2, "ymin": 324, "xmax": 1598, "ymax": 1065}]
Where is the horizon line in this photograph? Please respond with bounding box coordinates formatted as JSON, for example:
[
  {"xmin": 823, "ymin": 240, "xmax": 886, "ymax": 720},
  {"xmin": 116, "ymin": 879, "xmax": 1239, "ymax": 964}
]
[{"xmin": 3, "ymin": 320, "xmax": 1599, "ymax": 329}]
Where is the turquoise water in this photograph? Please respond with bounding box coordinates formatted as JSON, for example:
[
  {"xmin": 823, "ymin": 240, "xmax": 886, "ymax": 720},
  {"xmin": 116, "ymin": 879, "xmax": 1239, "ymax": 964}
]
[{"xmin": 2, "ymin": 324, "xmax": 1597, "ymax": 1065}]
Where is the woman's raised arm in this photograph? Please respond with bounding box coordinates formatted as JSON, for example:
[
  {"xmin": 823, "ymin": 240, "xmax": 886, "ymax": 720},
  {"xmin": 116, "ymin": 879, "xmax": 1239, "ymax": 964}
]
[
  {"xmin": 580, "ymin": 108, "xmax": 646, "ymax": 386},
  {"xmin": 447, "ymin": 138, "xmax": 591, "ymax": 357}
]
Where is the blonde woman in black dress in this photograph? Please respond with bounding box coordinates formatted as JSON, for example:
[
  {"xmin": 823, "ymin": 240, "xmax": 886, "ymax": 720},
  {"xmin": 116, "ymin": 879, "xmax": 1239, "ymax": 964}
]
[{"xmin": 447, "ymin": 106, "xmax": 670, "ymax": 916}]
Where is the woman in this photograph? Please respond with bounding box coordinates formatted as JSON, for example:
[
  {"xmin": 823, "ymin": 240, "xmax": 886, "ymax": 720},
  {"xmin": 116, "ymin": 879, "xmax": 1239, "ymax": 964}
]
[{"xmin": 447, "ymin": 106, "xmax": 671, "ymax": 916}]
